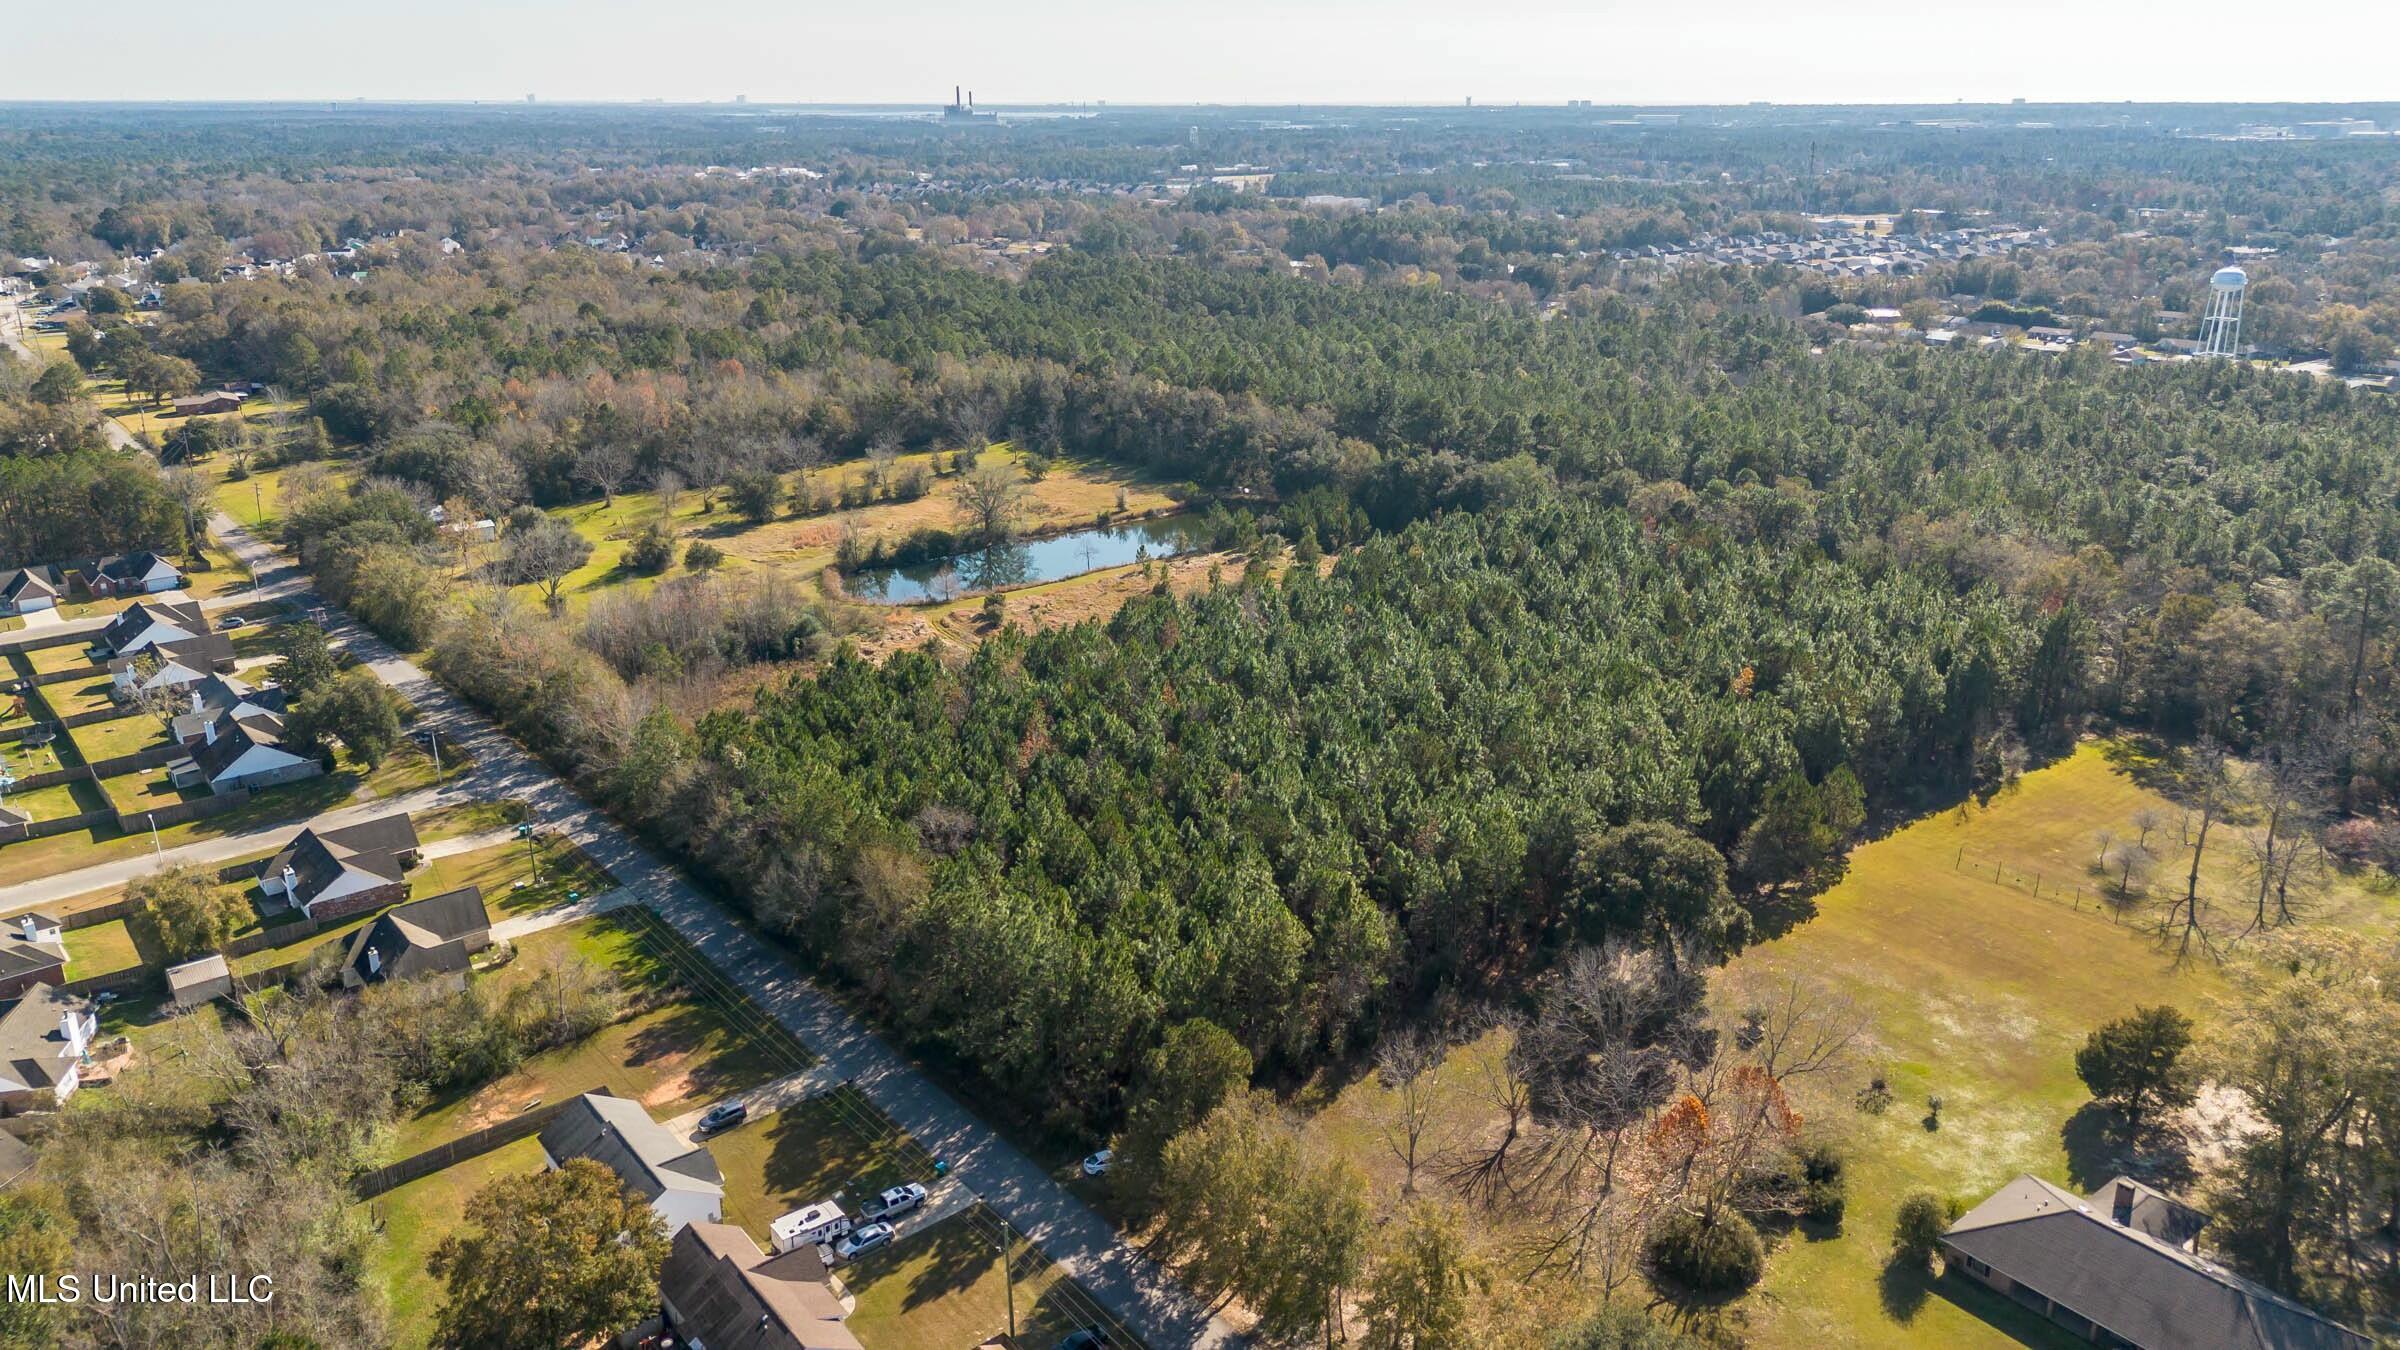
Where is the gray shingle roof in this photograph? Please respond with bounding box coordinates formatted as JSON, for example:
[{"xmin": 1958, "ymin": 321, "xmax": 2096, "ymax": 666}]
[
  {"xmin": 662, "ymin": 1221, "xmax": 865, "ymax": 1350},
  {"xmin": 264, "ymin": 813, "xmax": 417, "ymax": 899},
  {"xmin": 340, "ymin": 886, "xmax": 488, "ymax": 983},
  {"xmin": 540, "ymin": 1093, "xmax": 724, "ymax": 1207},
  {"xmin": 1943, "ymin": 1174, "xmax": 2368, "ymax": 1350}
]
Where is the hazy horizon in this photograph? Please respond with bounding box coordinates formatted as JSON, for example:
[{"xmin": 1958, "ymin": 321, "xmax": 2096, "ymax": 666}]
[{"xmin": 9, "ymin": 0, "xmax": 2398, "ymax": 107}]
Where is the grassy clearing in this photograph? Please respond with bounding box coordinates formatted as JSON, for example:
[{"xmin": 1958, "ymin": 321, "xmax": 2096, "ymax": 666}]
[
  {"xmin": 213, "ymin": 460, "xmax": 348, "ymax": 533},
  {"xmin": 1281, "ymin": 739, "xmax": 2386, "ymax": 1348},
  {"xmin": 362, "ymin": 1134, "xmax": 545, "ymax": 1350},
  {"xmin": 499, "ymin": 444, "xmax": 1183, "ymax": 617},
  {"xmin": 1714, "ymin": 738, "xmax": 2390, "ymax": 1348},
  {"xmin": 390, "ymin": 912, "xmax": 794, "ymax": 1156},
  {"xmin": 842, "ymin": 1211, "xmax": 1093, "ymax": 1350},
  {"xmin": 851, "ymin": 547, "xmax": 1237, "ymax": 664}
]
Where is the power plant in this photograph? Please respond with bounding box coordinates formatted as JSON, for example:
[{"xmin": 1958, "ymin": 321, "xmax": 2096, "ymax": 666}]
[{"xmin": 943, "ymin": 86, "xmax": 992, "ymax": 122}]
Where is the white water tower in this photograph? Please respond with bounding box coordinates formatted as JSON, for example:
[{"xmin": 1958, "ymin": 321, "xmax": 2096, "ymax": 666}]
[{"xmin": 2199, "ymin": 265, "xmax": 2247, "ymax": 359}]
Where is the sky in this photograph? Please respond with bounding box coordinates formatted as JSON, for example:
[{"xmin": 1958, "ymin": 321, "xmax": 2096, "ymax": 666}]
[{"xmin": 9, "ymin": 0, "xmax": 2399, "ymax": 106}]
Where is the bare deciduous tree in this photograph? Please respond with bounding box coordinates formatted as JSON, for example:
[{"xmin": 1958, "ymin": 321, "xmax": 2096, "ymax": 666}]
[
  {"xmin": 1377, "ymin": 1028, "xmax": 1450, "ymax": 1198},
  {"xmin": 573, "ymin": 439, "xmax": 637, "ymax": 507}
]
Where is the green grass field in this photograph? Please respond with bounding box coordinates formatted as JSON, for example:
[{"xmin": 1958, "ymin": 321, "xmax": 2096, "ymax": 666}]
[
  {"xmin": 68, "ymin": 711, "xmax": 171, "ymax": 764},
  {"xmin": 362, "ymin": 1134, "xmax": 546, "ymax": 1350},
  {"xmin": 410, "ymin": 799, "xmax": 526, "ymax": 844},
  {"xmin": 841, "ymin": 1211, "xmax": 1092, "ymax": 1350},
  {"xmin": 2, "ymin": 778, "xmax": 105, "ymax": 824},
  {"xmin": 410, "ymin": 834, "xmax": 614, "ymax": 919},
  {"xmin": 1715, "ymin": 739, "xmax": 2393, "ymax": 1348},
  {"xmin": 1286, "ymin": 739, "xmax": 2390, "ymax": 1347},
  {"xmin": 62, "ymin": 917, "xmax": 142, "ymax": 979},
  {"xmin": 20, "ymin": 644, "xmax": 100, "ymax": 679}
]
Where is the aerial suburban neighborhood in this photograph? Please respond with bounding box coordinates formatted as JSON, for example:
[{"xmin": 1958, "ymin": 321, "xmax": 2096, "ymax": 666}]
[{"xmin": 1, "ymin": 22, "xmax": 2399, "ymax": 1350}]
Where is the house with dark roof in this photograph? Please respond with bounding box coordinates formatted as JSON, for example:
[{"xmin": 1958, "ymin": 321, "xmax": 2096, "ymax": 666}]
[
  {"xmin": 336, "ymin": 886, "xmax": 489, "ymax": 990},
  {"xmin": 539, "ymin": 1092, "xmax": 725, "ymax": 1234},
  {"xmin": 1942, "ymin": 1173, "xmax": 2369, "ymax": 1350},
  {"xmin": 0, "ymin": 567, "xmax": 62, "ymax": 616},
  {"xmin": 170, "ymin": 706, "xmax": 319, "ymax": 796},
  {"xmin": 0, "ymin": 913, "xmax": 67, "ymax": 1000},
  {"xmin": 93, "ymin": 598, "xmax": 206, "ymax": 658},
  {"xmin": 661, "ymin": 1221, "xmax": 866, "ymax": 1350},
  {"xmin": 258, "ymin": 813, "xmax": 418, "ymax": 920},
  {"xmin": 108, "ymin": 630, "xmax": 235, "ymax": 701},
  {"xmin": 168, "ymin": 672, "xmax": 286, "ymax": 745},
  {"xmin": 73, "ymin": 552, "xmax": 183, "ymax": 599},
  {"xmin": 0, "ymin": 984, "xmax": 96, "ymax": 1114}
]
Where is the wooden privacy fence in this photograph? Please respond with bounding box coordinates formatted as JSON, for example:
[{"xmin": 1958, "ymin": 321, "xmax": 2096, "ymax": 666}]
[
  {"xmin": 60, "ymin": 965, "xmax": 159, "ymax": 998},
  {"xmin": 0, "ymin": 809, "xmax": 112, "ymax": 843},
  {"xmin": 111, "ymin": 788, "xmax": 251, "ymax": 835},
  {"xmin": 352, "ymin": 1089, "xmax": 618, "ymax": 1200}
]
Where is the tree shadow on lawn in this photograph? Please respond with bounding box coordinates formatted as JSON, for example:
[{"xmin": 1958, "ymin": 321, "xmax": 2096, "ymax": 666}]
[
  {"xmin": 619, "ymin": 1002, "xmax": 781, "ymax": 1101},
  {"xmin": 1878, "ymin": 1256, "xmax": 1935, "ymax": 1323},
  {"xmin": 863, "ymin": 1215, "xmax": 1010, "ymax": 1318},
  {"xmin": 2099, "ymin": 734, "xmax": 2188, "ymax": 798},
  {"xmin": 2061, "ymin": 1101, "xmax": 2195, "ymax": 1194}
]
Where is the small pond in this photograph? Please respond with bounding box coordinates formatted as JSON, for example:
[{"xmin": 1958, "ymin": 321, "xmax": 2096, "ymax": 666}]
[{"xmin": 845, "ymin": 516, "xmax": 1204, "ymax": 604}]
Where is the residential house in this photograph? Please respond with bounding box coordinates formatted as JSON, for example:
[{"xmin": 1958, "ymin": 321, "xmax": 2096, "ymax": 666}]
[
  {"xmin": 169, "ymin": 392, "xmax": 242, "ymax": 416},
  {"xmin": 108, "ymin": 630, "xmax": 235, "ymax": 702},
  {"xmin": 336, "ymin": 886, "xmax": 490, "ymax": 990},
  {"xmin": 661, "ymin": 1221, "xmax": 866, "ymax": 1350},
  {"xmin": 169, "ymin": 706, "xmax": 319, "ymax": 796},
  {"xmin": 538, "ymin": 1092, "xmax": 725, "ymax": 1234},
  {"xmin": 168, "ymin": 672, "xmax": 286, "ymax": 745},
  {"xmin": 2089, "ymin": 332, "xmax": 2138, "ymax": 351},
  {"xmin": 73, "ymin": 552, "xmax": 183, "ymax": 599},
  {"xmin": 1942, "ymin": 1173, "xmax": 2369, "ymax": 1350},
  {"xmin": 257, "ymin": 814, "xmax": 419, "ymax": 919},
  {"xmin": 0, "ymin": 567, "xmax": 62, "ymax": 616},
  {"xmin": 0, "ymin": 913, "xmax": 67, "ymax": 999},
  {"xmin": 0, "ymin": 985, "xmax": 96, "ymax": 1114},
  {"xmin": 427, "ymin": 504, "xmax": 498, "ymax": 542},
  {"xmin": 93, "ymin": 598, "xmax": 206, "ymax": 658}
]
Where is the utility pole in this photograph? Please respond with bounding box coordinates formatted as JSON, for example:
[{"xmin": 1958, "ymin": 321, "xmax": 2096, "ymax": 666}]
[{"xmin": 146, "ymin": 812, "xmax": 161, "ymax": 858}]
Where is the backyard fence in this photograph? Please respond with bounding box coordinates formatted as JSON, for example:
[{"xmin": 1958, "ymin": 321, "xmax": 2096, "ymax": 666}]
[
  {"xmin": 0, "ymin": 809, "xmax": 110, "ymax": 843},
  {"xmin": 60, "ymin": 965, "xmax": 159, "ymax": 999},
  {"xmin": 0, "ymin": 628, "xmax": 97, "ymax": 656},
  {"xmin": 110, "ymin": 788, "xmax": 252, "ymax": 835},
  {"xmin": 62, "ymin": 899, "xmax": 134, "ymax": 930},
  {"xmin": 352, "ymin": 1088, "xmax": 618, "ymax": 1200}
]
